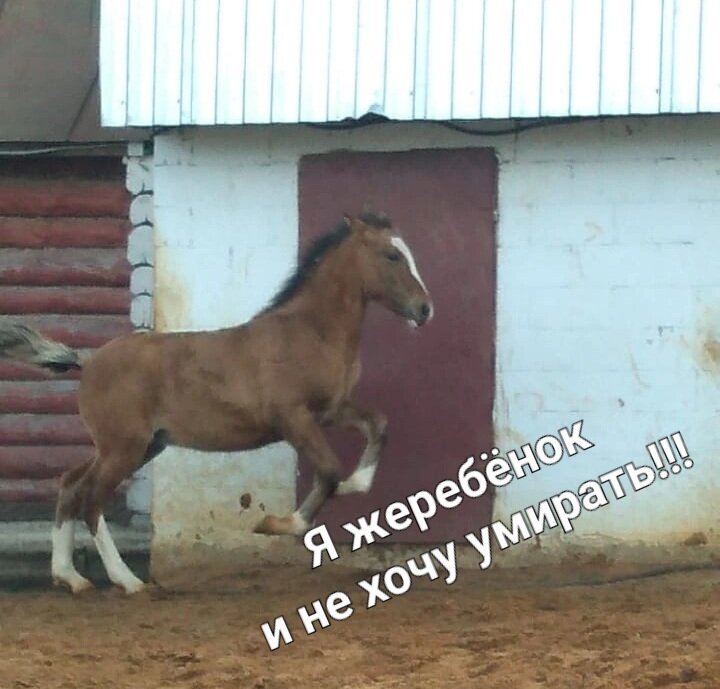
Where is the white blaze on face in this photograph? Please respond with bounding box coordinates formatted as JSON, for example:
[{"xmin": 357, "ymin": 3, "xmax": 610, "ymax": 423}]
[
  {"xmin": 390, "ymin": 236, "xmax": 429, "ymax": 294},
  {"xmin": 390, "ymin": 236, "xmax": 433, "ymax": 323}
]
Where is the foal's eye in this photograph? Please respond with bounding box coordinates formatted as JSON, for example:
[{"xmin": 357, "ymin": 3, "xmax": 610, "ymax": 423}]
[{"xmin": 385, "ymin": 251, "xmax": 402, "ymax": 263}]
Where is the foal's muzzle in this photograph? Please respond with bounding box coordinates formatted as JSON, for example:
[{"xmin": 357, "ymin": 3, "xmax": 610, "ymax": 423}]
[{"xmin": 411, "ymin": 300, "xmax": 434, "ymax": 327}]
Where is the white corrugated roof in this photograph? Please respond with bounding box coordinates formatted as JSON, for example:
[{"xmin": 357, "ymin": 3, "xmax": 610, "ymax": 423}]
[{"xmin": 100, "ymin": 0, "xmax": 720, "ymax": 127}]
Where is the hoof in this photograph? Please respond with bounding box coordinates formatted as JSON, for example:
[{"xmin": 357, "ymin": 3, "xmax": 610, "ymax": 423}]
[
  {"xmin": 336, "ymin": 480, "xmax": 371, "ymax": 496},
  {"xmin": 120, "ymin": 580, "xmax": 147, "ymax": 596},
  {"xmin": 254, "ymin": 514, "xmax": 307, "ymax": 536},
  {"xmin": 254, "ymin": 515, "xmax": 283, "ymax": 535},
  {"xmin": 53, "ymin": 575, "xmax": 94, "ymax": 595},
  {"xmin": 337, "ymin": 467, "xmax": 374, "ymax": 496}
]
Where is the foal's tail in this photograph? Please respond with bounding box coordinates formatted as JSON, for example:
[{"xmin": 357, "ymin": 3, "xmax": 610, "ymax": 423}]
[{"xmin": 0, "ymin": 321, "xmax": 81, "ymax": 373}]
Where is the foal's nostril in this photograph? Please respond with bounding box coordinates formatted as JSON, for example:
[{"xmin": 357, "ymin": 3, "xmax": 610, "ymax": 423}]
[{"xmin": 420, "ymin": 303, "xmax": 431, "ymax": 319}]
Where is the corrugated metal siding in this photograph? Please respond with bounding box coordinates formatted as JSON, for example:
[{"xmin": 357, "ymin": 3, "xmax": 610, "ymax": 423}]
[
  {"xmin": 100, "ymin": 0, "xmax": 720, "ymax": 127},
  {"xmin": 0, "ymin": 157, "xmax": 133, "ymax": 521}
]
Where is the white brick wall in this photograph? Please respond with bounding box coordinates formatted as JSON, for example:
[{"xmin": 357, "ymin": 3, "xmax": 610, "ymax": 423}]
[
  {"xmin": 150, "ymin": 115, "xmax": 720, "ymax": 569},
  {"xmin": 495, "ymin": 117, "xmax": 720, "ymax": 543}
]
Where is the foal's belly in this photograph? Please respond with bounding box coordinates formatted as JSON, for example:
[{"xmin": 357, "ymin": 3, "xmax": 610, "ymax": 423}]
[
  {"xmin": 158, "ymin": 392, "xmax": 277, "ymax": 452},
  {"xmin": 164, "ymin": 418, "xmax": 279, "ymax": 453}
]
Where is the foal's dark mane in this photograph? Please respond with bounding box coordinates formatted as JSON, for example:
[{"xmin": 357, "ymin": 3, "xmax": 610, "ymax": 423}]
[
  {"xmin": 263, "ymin": 221, "xmax": 351, "ymax": 312},
  {"xmin": 263, "ymin": 212, "xmax": 392, "ymax": 313}
]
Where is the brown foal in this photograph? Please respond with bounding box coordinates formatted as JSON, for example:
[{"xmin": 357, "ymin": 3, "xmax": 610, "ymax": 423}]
[{"xmin": 0, "ymin": 212, "xmax": 433, "ymax": 594}]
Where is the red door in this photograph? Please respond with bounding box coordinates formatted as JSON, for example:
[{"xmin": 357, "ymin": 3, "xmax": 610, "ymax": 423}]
[{"xmin": 298, "ymin": 148, "xmax": 497, "ymax": 543}]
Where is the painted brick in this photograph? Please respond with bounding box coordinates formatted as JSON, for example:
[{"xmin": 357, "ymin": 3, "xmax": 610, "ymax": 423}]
[
  {"xmin": 613, "ymin": 201, "xmax": 720, "ymax": 245},
  {"xmin": 129, "ymin": 265, "xmax": 153, "ymax": 296},
  {"xmin": 504, "ymin": 327, "xmax": 691, "ymax": 375},
  {"xmin": 512, "ymin": 115, "xmax": 720, "ymax": 164},
  {"xmin": 129, "ymin": 193, "xmax": 153, "ymax": 226},
  {"xmin": 125, "ymin": 157, "xmax": 154, "ymax": 195},
  {"xmin": 500, "ymin": 285, "xmax": 697, "ymax": 332},
  {"xmin": 127, "ymin": 225, "xmax": 154, "ymax": 266},
  {"xmin": 130, "ymin": 294, "xmax": 153, "ymax": 329},
  {"xmin": 499, "ymin": 202, "xmax": 617, "ymax": 248}
]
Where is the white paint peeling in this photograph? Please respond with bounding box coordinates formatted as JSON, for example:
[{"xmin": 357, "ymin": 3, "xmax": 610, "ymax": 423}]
[{"xmin": 100, "ymin": 0, "xmax": 720, "ymax": 126}]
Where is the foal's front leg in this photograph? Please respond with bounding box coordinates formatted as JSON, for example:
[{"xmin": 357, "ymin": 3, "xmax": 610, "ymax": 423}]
[
  {"xmin": 254, "ymin": 408, "xmax": 340, "ymax": 536},
  {"xmin": 334, "ymin": 400, "xmax": 388, "ymax": 496}
]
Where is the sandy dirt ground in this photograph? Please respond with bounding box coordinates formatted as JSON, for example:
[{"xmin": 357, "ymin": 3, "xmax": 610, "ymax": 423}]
[{"xmin": 2, "ymin": 563, "xmax": 720, "ymax": 689}]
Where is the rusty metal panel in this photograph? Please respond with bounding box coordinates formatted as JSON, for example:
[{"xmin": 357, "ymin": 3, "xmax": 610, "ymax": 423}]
[
  {"xmin": 298, "ymin": 147, "xmax": 497, "ymax": 543},
  {"xmin": 0, "ymin": 157, "xmax": 132, "ymax": 517}
]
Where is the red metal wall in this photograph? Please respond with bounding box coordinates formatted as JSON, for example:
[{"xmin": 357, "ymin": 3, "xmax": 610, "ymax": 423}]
[
  {"xmin": 298, "ymin": 148, "xmax": 497, "ymax": 543},
  {"xmin": 0, "ymin": 157, "xmax": 133, "ymax": 520}
]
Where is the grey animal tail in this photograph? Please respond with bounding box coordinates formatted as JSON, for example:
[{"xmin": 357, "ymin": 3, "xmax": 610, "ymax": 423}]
[{"xmin": 0, "ymin": 322, "xmax": 81, "ymax": 373}]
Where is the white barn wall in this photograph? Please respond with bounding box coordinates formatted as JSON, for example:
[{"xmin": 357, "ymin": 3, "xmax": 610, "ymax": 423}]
[
  {"xmin": 150, "ymin": 115, "xmax": 720, "ymax": 575},
  {"xmin": 494, "ymin": 117, "xmax": 720, "ymax": 551}
]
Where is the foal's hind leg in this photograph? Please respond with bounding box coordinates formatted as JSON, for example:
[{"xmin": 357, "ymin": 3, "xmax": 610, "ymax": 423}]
[
  {"xmin": 254, "ymin": 408, "xmax": 340, "ymax": 536},
  {"xmin": 92, "ymin": 513, "xmax": 145, "ymax": 594},
  {"xmin": 52, "ymin": 458, "xmax": 95, "ymax": 593},
  {"xmin": 334, "ymin": 401, "xmax": 388, "ymax": 496},
  {"xmin": 82, "ymin": 438, "xmax": 158, "ymax": 594}
]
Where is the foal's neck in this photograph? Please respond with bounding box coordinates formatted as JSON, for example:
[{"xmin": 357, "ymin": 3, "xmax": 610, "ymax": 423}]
[{"xmin": 298, "ymin": 245, "xmax": 367, "ymax": 355}]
